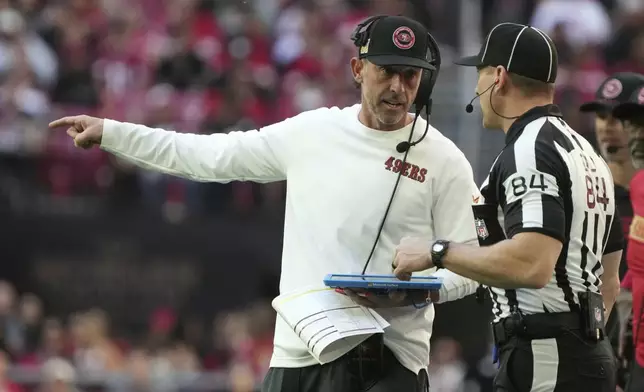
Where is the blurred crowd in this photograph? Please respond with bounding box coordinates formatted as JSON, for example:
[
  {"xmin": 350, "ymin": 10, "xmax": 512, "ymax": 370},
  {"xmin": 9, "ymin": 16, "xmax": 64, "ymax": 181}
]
[
  {"xmin": 1, "ymin": 0, "xmax": 644, "ymax": 391},
  {"xmin": 525, "ymin": 0, "xmax": 644, "ymax": 141},
  {"xmin": 0, "ymin": 275, "xmax": 491, "ymax": 392},
  {"xmin": 0, "ymin": 0, "xmax": 419, "ymax": 221},
  {"xmin": 0, "ymin": 279, "xmax": 278, "ymax": 391},
  {"xmin": 0, "ymin": 0, "xmax": 643, "ymax": 221},
  {"xmin": 1, "ymin": 0, "xmax": 641, "ymax": 217}
]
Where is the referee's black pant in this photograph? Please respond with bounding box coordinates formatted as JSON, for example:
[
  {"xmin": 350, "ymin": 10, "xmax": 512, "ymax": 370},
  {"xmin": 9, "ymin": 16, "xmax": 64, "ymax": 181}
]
[
  {"xmin": 261, "ymin": 335, "xmax": 428, "ymax": 392},
  {"xmin": 494, "ymin": 313, "xmax": 616, "ymax": 391}
]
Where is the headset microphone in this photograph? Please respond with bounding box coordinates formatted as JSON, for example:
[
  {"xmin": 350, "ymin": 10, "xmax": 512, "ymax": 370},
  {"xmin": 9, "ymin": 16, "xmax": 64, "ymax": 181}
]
[
  {"xmin": 395, "ymin": 126, "xmax": 430, "ymax": 153},
  {"xmin": 395, "ymin": 104, "xmax": 432, "ymax": 153},
  {"xmin": 465, "ymin": 82, "xmax": 496, "ymax": 113},
  {"xmin": 396, "ymin": 141, "xmax": 410, "ymax": 153},
  {"xmin": 464, "ymin": 80, "xmax": 522, "ymax": 121}
]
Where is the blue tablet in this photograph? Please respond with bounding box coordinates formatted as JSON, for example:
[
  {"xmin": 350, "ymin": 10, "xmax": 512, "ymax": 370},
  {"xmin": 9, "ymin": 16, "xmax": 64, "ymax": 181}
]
[{"xmin": 323, "ymin": 274, "xmax": 443, "ymax": 291}]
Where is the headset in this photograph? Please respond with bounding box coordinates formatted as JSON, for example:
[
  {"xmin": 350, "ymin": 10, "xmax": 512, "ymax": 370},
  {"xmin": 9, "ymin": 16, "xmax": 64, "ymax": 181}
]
[
  {"xmin": 351, "ymin": 16, "xmax": 442, "ymax": 276},
  {"xmin": 351, "ymin": 15, "xmax": 442, "ymax": 123},
  {"xmin": 465, "ymin": 79, "xmax": 521, "ymax": 120}
]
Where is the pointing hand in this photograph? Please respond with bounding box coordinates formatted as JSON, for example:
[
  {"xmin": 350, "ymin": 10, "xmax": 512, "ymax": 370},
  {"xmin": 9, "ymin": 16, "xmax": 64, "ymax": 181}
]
[{"xmin": 49, "ymin": 115, "xmax": 104, "ymax": 149}]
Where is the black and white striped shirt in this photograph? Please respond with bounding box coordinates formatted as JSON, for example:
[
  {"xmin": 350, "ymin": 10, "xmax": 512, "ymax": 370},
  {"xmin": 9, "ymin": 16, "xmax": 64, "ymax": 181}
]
[{"xmin": 477, "ymin": 105, "xmax": 624, "ymax": 322}]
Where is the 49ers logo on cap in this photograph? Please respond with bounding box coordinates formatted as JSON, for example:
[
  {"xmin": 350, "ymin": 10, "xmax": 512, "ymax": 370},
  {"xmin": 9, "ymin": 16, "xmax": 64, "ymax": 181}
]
[
  {"xmin": 392, "ymin": 26, "xmax": 415, "ymax": 50},
  {"xmin": 638, "ymin": 86, "xmax": 644, "ymax": 105},
  {"xmin": 601, "ymin": 79, "xmax": 622, "ymax": 99}
]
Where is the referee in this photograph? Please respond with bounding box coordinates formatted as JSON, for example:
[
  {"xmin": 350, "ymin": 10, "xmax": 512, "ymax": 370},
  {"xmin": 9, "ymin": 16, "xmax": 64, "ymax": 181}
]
[
  {"xmin": 48, "ymin": 15, "xmax": 481, "ymax": 392},
  {"xmin": 393, "ymin": 23, "xmax": 624, "ymax": 391}
]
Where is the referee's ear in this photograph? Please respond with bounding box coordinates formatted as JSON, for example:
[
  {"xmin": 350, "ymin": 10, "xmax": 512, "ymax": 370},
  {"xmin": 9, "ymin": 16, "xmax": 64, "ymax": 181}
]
[{"xmin": 493, "ymin": 66, "xmax": 509, "ymax": 92}]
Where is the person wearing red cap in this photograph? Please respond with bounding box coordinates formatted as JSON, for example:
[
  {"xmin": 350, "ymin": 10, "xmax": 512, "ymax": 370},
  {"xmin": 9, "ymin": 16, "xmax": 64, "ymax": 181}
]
[{"xmin": 612, "ymin": 80, "xmax": 644, "ymax": 391}]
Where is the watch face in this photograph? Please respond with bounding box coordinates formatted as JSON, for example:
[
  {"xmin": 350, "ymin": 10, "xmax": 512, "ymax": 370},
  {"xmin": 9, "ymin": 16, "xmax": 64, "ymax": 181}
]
[{"xmin": 432, "ymin": 243, "xmax": 444, "ymax": 253}]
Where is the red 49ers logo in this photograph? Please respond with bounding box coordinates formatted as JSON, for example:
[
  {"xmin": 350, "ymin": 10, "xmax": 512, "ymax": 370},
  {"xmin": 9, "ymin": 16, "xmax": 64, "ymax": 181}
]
[
  {"xmin": 392, "ymin": 27, "xmax": 415, "ymax": 50},
  {"xmin": 384, "ymin": 156, "xmax": 427, "ymax": 183},
  {"xmin": 601, "ymin": 79, "xmax": 622, "ymax": 100}
]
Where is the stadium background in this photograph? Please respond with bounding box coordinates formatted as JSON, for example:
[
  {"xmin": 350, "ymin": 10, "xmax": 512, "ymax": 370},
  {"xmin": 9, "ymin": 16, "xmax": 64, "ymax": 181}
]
[{"xmin": 0, "ymin": 0, "xmax": 642, "ymax": 390}]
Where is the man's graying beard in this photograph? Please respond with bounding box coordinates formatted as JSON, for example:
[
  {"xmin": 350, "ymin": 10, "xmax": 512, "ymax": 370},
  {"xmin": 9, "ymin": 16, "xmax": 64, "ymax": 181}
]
[
  {"xmin": 630, "ymin": 141, "xmax": 644, "ymax": 170},
  {"xmin": 627, "ymin": 122, "xmax": 644, "ymax": 169}
]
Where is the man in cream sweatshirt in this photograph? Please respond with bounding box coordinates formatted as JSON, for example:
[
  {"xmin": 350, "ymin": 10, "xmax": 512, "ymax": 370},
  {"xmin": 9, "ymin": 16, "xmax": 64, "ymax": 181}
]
[{"xmin": 50, "ymin": 15, "xmax": 480, "ymax": 392}]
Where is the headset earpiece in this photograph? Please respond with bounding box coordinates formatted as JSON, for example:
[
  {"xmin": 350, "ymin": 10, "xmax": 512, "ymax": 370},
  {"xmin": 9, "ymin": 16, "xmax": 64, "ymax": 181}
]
[
  {"xmin": 412, "ymin": 32, "xmax": 441, "ymax": 113},
  {"xmin": 351, "ymin": 15, "xmax": 387, "ymax": 47}
]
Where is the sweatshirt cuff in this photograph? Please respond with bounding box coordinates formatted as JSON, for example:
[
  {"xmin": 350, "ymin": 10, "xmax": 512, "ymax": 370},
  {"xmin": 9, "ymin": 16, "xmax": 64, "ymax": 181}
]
[
  {"xmin": 432, "ymin": 268, "xmax": 478, "ymax": 304},
  {"xmin": 100, "ymin": 119, "xmax": 123, "ymax": 150}
]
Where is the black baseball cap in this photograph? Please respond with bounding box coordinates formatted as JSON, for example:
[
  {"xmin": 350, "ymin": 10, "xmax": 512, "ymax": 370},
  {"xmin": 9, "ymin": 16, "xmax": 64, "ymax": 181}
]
[
  {"xmin": 455, "ymin": 22, "xmax": 557, "ymax": 83},
  {"xmin": 358, "ymin": 16, "xmax": 435, "ymax": 71},
  {"xmin": 580, "ymin": 72, "xmax": 644, "ymax": 113},
  {"xmin": 612, "ymin": 80, "xmax": 644, "ymax": 119}
]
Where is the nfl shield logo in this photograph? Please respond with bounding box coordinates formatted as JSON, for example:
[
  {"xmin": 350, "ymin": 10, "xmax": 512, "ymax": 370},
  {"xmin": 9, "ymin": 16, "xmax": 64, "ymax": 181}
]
[
  {"xmin": 475, "ymin": 219, "xmax": 489, "ymax": 239},
  {"xmin": 594, "ymin": 307, "xmax": 602, "ymax": 322}
]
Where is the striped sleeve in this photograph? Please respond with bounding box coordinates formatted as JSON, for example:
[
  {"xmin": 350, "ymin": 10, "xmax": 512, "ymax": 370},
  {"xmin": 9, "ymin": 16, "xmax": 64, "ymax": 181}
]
[{"xmin": 500, "ymin": 120, "xmax": 567, "ymax": 242}]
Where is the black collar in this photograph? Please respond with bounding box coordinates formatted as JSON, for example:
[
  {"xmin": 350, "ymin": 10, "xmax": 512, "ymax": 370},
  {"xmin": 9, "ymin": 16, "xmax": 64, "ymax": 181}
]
[{"xmin": 505, "ymin": 104, "xmax": 563, "ymax": 145}]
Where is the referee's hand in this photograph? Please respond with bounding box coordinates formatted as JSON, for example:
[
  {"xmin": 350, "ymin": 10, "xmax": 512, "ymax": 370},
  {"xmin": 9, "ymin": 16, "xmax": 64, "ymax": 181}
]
[{"xmin": 392, "ymin": 237, "xmax": 433, "ymax": 280}]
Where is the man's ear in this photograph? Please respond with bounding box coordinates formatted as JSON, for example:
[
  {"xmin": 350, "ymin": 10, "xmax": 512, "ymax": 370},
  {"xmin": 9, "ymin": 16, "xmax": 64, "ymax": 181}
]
[
  {"xmin": 350, "ymin": 57, "xmax": 364, "ymax": 84},
  {"xmin": 494, "ymin": 66, "xmax": 509, "ymax": 92}
]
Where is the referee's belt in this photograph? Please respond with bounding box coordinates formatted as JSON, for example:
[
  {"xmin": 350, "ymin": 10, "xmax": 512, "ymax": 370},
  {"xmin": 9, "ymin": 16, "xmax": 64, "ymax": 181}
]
[{"xmin": 492, "ymin": 311, "xmax": 580, "ymax": 346}]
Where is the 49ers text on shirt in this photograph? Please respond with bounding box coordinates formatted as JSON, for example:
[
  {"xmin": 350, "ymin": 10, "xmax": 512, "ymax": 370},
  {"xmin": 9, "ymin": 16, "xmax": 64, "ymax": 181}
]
[{"xmin": 384, "ymin": 156, "xmax": 427, "ymax": 183}]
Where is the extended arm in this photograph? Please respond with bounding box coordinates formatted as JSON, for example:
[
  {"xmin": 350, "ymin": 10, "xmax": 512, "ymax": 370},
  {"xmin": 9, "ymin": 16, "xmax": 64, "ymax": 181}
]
[
  {"xmin": 441, "ymin": 127, "xmax": 567, "ymax": 289},
  {"xmin": 100, "ymin": 116, "xmax": 303, "ymax": 183},
  {"xmin": 443, "ymin": 232, "xmax": 562, "ymax": 289}
]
